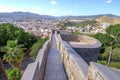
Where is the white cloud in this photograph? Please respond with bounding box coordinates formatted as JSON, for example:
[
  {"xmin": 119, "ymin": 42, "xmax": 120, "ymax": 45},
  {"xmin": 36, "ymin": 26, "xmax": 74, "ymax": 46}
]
[
  {"xmin": 0, "ymin": 5, "xmax": 28, "ymax": 12},
  {"xmin": 51, "ymin": 0, "xmax": 57, "ymax": 5},
  {"xmin": 50, "ymin": 9, "xmax": 58, "ymax": 12},
  {"xmin": 106, "ymin": 0, "xmax": 112, "ymax": 3},
  {"xmin": 31, "ymin": 6, "xmax": 59, "ymax": 16}
]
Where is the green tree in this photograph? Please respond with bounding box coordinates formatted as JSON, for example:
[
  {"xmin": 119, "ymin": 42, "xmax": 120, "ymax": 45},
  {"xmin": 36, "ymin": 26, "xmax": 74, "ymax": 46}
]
[
  {"xmin": 0, "ymin": 57, "xmax": 8, "ymax": 80},
  {"xmin": 0, "ymin": 23, "xmax": 39, "ymax": 79},
  {"xmin": 94, "ymin": 24, "xmax": 120, "ymax": 67},
  {"xmin": 93, "ymin": 33, "xmax": 113, "ymax": 47},
  {"xmin": 99, "ymin": 47, "xmax": 110, "ymax": 60},
  {"xmin": 0, "ymin": 23, "xmax": 37, "ymax": 58},
  {"xmin": 106, "ymin": 24, "xmax": 120, "ymax": 66},
  {"xmin": 1, "ymin": 40, "xmax": 25, "ymax": 70},
  {"xmin": 112, "ymin": 48, "xmax": 120, "ymax": 61}
]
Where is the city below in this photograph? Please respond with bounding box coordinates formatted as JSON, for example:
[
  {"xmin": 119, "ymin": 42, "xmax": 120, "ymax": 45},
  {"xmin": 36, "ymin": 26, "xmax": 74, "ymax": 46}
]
[
  {"xmin": 0, "ymin": 12, "xmax": 120, "ymax": 38},
  {"xmin": 0, "ymin": 11, "xmax": 120, "ymax": 80},
  {"xmin": 0, "ymin": 0, "xmax": 120, "ymax": 80}
]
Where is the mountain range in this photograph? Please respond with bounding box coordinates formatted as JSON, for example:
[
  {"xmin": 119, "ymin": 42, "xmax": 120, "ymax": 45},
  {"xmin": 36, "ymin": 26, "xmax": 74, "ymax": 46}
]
[
  {"xmin": 0, "ymin": 12, "xmax": 120, "ymax": 22},
  {"xmin": 60, "ymin": 14, "xmax": 120, "ymax": 19}
]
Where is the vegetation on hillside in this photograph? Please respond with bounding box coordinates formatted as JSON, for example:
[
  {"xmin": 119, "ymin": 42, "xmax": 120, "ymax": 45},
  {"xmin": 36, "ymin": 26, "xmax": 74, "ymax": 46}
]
[
  {"xmin": 0, "ymin": 23, "xmax": 49, "ymax": 80},
  {"xmin": 56, "ymin": 16, "xmax": 120, "ymax": 29},
  {"xmin": 56, "ymin": 20, "xmax": 96, "ymax": 29},
  {"xmin": 1, "ymin": 40, "xmax": 25, "ymax": 70},
  {"xmin": 93, "ymin": 24, "xmax": 120, "ymax": 69},
  {"xmin": 30, "ymin": 36, "xmax": 49, "ymax": 60}
]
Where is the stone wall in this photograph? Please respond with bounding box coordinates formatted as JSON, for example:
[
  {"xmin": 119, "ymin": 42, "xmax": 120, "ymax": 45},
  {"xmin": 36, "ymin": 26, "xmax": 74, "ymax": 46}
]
[
  {"xmin": 60, "ymin": 34, "xmax": 79, "ymax": 42},
  {"xmin": 21, "ymin": 31, "xmax": 120, "ymax": 80},
  {"xmin": 61, "ymin": 33, "xmax": 101, "ymax": 64},
  {"xmin": 77, "ymin": 35, "xmax": 95, "ymax": 44},
  {"xmin": 21, "ymin": 33, "xmax": 52, "ymax": 80},
  {"xmin": 55, "ymin": 31, "xmax": 120, "ymax": 80},
  {"xmin": 60, "ymin": 34, "xmax": 97, "ymax": 44},
  {"xmin": 73, "ymin": 48, "xmax": 100, "ymax": 64},
  {"xmin": 88, "ymin": 62, "xmax": 120, "ymax": 80},
  {"xmin": 55, "ymin": 32, "xmax": 89, "ymax": 80},
  {"xmin": 21, "ymin": 62, "xmax": 39, "ymax": 80}
]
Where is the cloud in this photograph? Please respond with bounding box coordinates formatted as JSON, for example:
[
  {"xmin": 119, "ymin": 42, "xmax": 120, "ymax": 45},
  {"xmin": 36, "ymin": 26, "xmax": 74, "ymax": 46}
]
[
  {"xmin": 106, "ymin": 0, "xmax": 112, "ymax": 3},
  {"xmin": 31, "ymin": 6, "xmax": 59, "ymax": 16},
  {"xmin": 0, "ymin": 5, "xmax": 59, "ymax": 16},
  {"xmin": 51, "ymin": 0, "xmax": 57, "ymax": 5},
  {"xmin": 0, "ymin": 5, "xmax": 28, "ymax": 12},
  {"xmin": 49, "ymin": 9, "xmax": 58, "ymax": 12}
]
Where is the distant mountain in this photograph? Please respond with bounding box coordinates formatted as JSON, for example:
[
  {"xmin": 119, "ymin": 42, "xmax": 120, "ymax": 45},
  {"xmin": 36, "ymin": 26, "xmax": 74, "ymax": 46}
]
[
  {"xmin": 0, "ymin": 12, "xmax": 56, "ymax": 22},
  {"xmin": 59, "ymin": 14, "xmax": 120, "ymax": 20},
  {"xmin": 0, "ymin": 12, "xmax": 120, "ymax": 22},
  {"xmin": 102, "ymin": 14, "xmax": 120, "ymax": 18}
]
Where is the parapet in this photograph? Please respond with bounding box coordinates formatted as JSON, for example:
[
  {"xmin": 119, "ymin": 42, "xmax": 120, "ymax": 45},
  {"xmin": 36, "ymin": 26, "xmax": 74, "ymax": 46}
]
[
  {"xmin": 88, "ymin": 62, "xmax": 120, "ymax": 80},
  {"xmin": 60, "ymin": 33, "xmax": 101, "ymax": 64},
  {"xmin": 60, "ymin": 34, "xmax": 101, "ymax": 48}
]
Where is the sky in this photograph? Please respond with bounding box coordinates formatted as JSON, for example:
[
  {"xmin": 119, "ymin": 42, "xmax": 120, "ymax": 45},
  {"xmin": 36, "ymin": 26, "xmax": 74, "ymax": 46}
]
[{"xmin": 0, "ymin": 0, "xmax": 119, "ymax": 16}]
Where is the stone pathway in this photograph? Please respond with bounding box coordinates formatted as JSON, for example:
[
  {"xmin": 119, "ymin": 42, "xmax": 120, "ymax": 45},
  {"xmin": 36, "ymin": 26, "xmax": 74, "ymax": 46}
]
[{"xmin": 45, "ymin": 35, "xmax": 67, "ymax": 80}]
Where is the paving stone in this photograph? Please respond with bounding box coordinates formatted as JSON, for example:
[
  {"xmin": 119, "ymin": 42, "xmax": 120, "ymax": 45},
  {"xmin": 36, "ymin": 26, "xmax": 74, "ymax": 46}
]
[
  {"xmin": 45, "ymin": 74, "xmax": 57, "ymax": 80},
  {"xmin": 45, "ymin": 35, "xmax": 67, "ymax": 80},
  {"xmin": 57, "ymin": 73, "xmax": 66, "ymax": 80}
]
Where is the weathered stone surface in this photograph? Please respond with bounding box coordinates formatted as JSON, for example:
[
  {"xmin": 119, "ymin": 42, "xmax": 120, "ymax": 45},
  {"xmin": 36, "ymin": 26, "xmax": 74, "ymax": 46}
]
[
  {"xmin": 61, "ymin": 34, "xmax": 79, "ymax": 42},
  {"xmin": 21, "ymin": 62, "xmax": 39, "ymax": 80},
  {"xmin": 21, "ymin": 34, "xmax": 51, "ymax": 80},
  {"xmin": 88, "ymin": 62, "xmax": 120, "ymax": 80},
  {"xmin": 61, "ymin": 34, "xmax": 101, "ymax": 65},
  {"xmin": 55, "ymin": 31, "xmax": 120, "ymax": 80},
  {"xmin": 55, "ymin": 32, "xmax": 89, "ymax": 80},
  {"xmin": 22, "ymin": 31, "xmax": 120, "ymax": 80},
  {"xmin": 45, "ymin": 35, "xmax": 67, "ymax": 80},
  {"xmin": 73, "ymin": 47, "xmax": 100, "ymax": 64}
]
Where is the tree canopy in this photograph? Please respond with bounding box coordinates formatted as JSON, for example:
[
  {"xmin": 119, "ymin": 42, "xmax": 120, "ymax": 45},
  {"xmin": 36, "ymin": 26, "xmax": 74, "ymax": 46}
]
[
  {"xmin": 56, "ymin": 20, "xmax": 96, "ymax": 28},
  {"xmin": 0, "ymin": 23, "xmax": 49, "ymax": 79},
  {"xmin": 0, "ymin": 23, "xmax": 38, "ymax": 49},
  {"xmin": 93, "ymin": 24, "xmax": 120, "ymax": 69}
]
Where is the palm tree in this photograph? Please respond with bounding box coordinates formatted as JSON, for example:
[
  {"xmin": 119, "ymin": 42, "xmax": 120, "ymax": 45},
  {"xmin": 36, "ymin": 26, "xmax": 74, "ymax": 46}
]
[
  {"xmin": 1, "ymin": 40, "xmax": 25, "ymax": 70},
  {"xmin": 0, "ymin": 57, "xmax": 8, "ymax": 80}
]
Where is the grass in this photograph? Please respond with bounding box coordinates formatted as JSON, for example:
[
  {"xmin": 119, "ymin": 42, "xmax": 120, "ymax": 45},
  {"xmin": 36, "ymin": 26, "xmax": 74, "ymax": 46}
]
[
  {"xmin": 97, "ymin": 60, "xmax": 120, "ymax": 69},
  {"xmin": 30, "ymin": 36, "xmax": 49, "ymax": 60}
]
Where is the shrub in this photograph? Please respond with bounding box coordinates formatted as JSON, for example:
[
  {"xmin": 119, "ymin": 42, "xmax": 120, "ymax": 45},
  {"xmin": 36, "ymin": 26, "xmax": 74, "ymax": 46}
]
[
  {"xmin": 30, "ymin": 37, "xmax": 49, "ymax": 60},
  {"xmin": 6, "ymin": 68, "xmax": 21, "ymax": 80}
]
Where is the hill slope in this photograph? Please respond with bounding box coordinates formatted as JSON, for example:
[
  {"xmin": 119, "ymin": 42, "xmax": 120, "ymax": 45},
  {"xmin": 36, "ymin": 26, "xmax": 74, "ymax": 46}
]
[
  {"xmin": 96, "ymin": 16, "xmax": 120, "ymax": 25},
  {"xmin": 0, "ymin": 12, "xmax": 56, "ymax": 22}
]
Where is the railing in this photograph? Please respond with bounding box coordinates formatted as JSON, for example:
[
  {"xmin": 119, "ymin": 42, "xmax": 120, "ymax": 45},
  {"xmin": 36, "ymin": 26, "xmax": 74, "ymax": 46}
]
[{"xmin": 21, "ymin": 33, "xmax": 52, "ymax": 80}]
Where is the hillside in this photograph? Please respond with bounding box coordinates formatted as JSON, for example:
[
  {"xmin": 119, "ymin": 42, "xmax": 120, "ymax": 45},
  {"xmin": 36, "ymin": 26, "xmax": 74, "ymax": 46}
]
[
  {"xmin": 0, "ymin": 12, "xmax": 120, "ymax": 23},
  {"xmin": 96, "ymin": 16, "xmax": 120, "ymax": 25},
  {"xmin": 0, "ymin": 12, "xmax": 56, "ymax": 22}
]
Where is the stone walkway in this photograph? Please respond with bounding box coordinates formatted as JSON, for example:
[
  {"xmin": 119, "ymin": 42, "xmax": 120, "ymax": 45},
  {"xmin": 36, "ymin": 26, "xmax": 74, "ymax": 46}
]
[{"xmin": 45, "ymin": 35, "xmax": 67, "ymax": 80}]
